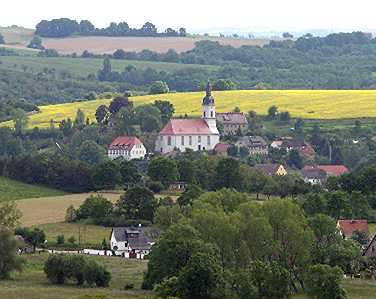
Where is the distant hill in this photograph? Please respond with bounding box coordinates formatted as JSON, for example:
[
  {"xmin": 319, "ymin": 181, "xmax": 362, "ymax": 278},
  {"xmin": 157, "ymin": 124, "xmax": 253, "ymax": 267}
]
[{"xmin": 0, "ymin": 26, "xmax": 34, "ymax": 46}]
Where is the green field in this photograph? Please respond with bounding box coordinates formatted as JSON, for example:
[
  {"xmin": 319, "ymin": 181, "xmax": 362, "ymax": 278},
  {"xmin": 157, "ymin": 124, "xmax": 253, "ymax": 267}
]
[
  {"xmin": 0, "ymin": 55, "xmax": 220, "ymax": 77},
  {"xmin": 0, "ymin": 177, "xmax": 66, "ymax": 202},
  {"xmin": 3, "ymin": 90, "xmax": 376, "ymax": 129},
  {"xmin": 0, "ymin": 253, "xmax": 150, "ymax": 299}
]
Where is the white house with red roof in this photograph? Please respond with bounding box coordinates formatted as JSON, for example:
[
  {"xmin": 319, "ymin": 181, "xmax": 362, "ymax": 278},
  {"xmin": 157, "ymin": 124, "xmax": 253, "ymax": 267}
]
[
  {"xmin": 155, "ymin": 82, "xmax": 220, "ymax": 154},
  {"xmin": 108, "ymin": 136, "xmax": 146, "ymax": 160}
]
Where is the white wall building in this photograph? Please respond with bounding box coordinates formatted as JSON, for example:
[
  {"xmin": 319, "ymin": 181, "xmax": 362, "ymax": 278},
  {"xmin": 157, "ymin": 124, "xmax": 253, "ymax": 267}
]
[
  {"xmin": 108, "ymin": 136, "xmax": 146, "ymax": 160},
  {"xmin": 155, "ymin": 82, "xmax": 220, "ymax": 154}
]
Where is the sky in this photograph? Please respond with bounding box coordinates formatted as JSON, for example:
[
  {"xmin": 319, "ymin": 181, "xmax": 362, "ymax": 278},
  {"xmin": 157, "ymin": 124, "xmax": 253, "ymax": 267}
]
[{"xmin": 2, "ymin": 0, "xmax": 376, "ymax": 33}]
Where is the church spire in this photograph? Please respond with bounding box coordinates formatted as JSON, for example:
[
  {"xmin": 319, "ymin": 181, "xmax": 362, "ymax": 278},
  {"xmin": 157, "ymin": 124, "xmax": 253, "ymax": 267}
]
[
  {"xmin": 206, "ymin": 80, "xmax": 212, "ymax": 97},
  {"xmin": 203, "ymin": 80, "xmax": 214, "ymax": 105}
]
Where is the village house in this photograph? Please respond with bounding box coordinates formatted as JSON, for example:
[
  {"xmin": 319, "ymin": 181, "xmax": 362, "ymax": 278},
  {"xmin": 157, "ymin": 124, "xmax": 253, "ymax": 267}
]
[
  {"xmin": 271, "ymin": 137, "xmax": 315, "ymax": 158},
  {"xmin": 255, "ymin": 163, "xmax": 287, "ymax": 176},
  {"xmin": 110, "ymin": 227, "xmax": 153, "ymax": 259},
  {"xmin": 337, "ymin": 219, "xmax": 369, "ymax": 240},
  {"xmin": 155, "ymin": 82, "xmax": 220, "ymax": 154},
  {"xmin": 236, "ymin": 136, "xmax": 268, "ymax": 156},
  {"xmin": 214, "ymin": 143, "xmax": 231, "ymax": 155},
  {"xmin": 303, "ymin": 165, "xmax": 349, "ymax": 177},
  {"xmin": 216, "ymin": 112, "xmax": 248, "ymax": 135},
  {"xmin": 301, "ymin": 168, "xmax": 327, "ymax": 185},
  {"xmin": 363, "ymin": 235, "xmax": 376, "ymax": 258},
  {"xmin": 108, "ymin": 136, "xmax": 147, "ymax": 160}
]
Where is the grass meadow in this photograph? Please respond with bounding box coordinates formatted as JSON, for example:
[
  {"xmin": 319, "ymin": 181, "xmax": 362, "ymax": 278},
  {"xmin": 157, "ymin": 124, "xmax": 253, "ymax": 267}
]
[
  {"xmin": 0, "ymin": 253, "xmax": 150, "ymax": 299},
  {"xmin": 3, "ymin": 90, "xmax": 376, "ymax": 129},
  {"xmin": 0, "ymin": 176, "xmax": 66, "ymax": 202}
]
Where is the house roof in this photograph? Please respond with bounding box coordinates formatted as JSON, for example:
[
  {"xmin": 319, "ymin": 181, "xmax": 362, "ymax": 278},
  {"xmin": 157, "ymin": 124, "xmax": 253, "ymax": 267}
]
[
  {"xmin": 337, "ymin": 219, "xmax": 369, "ymax": 237},
  {"xmin": 236, "ymin": 136, "xmax": 267, "ymax": 148},
  {"xmin": 299, "ymin": 144, "xmax": 316, "ymax": 157},
  {"xmin": 216, "ymin": 112, "xmax": 248, "ymax": 125},
  {"xmin": 303, "ymin": 165, "xmax": 349, "ymax": 177},
  {"xmin": 214, "ymin": 143, "xmax": 230, "ymax": 153},
  {"xmin": 301, "ymin": 168, "xmax": 327, "ymax": 179},
  {"xmin": 109, "ymin": 136, "xmax": 142, "ymax": 150},
  {"xmin": 281, "ymin": 138, "xmax": 305, "ymax": 149},
  {"xmin": 112, "ymin": 227, "xmax": 153, "ymax": 250},
  {"xmin": 159, "ymin": 119, "xmax": 213, "ymax": 135},
  {"xmin": 255, "ymin": 164, "xmax": 283, "ymax": 176}
]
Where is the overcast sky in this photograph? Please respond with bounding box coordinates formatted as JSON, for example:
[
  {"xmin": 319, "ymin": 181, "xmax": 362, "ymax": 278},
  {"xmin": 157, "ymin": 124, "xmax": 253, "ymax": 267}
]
[{"xmin": 2, "ymin": 0, "xmax": 376, "ymax": 32}]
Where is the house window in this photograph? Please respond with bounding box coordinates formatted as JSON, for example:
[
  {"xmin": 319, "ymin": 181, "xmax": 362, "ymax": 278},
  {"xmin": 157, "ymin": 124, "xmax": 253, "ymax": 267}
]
[
  {"xmin": 207, "ymin": 136, "xmax": 211, "ymax": 145},
  {"xmin": 168, "ymin": 136, "xmax": 172, "ymax": 146},
  {"xmin": 189, "ymin": 136, "xmax": 192, "ymax": 145},
  {"xmin": 181, "ymin": 136, "xmax": 185, "ymax": 145},
  {"xmin": 210, "ymin": 111, "xmax": 214, "ymax": 118},
  {"xmin": 198, "ymin": 136, "xmax": 201, "ymax": 143},
  {"xmin": 204, "ymin": 112, "xmax": 206, "ymax": 118}
]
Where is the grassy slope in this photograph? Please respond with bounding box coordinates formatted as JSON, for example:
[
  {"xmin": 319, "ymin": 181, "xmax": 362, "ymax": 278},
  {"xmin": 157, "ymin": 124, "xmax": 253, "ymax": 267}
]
[
  {"xmin": 0, "ymin": 177, "xmax": 65, "ymax": 202},
  {"xmin": 0, "ymin": 55, "xmax": 220, "ymax": 76},
  {"xmin": 3, "ymin": 90, "xmax": 376, "ymax": 129},
  {"xmin": 0, "ymin": 253, "xmax": 150, "ymax": 299}
]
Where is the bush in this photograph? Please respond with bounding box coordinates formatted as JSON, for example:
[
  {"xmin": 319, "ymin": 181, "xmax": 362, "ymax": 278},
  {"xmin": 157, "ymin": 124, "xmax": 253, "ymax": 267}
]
[
  {"xmin": 44, "ymin": 254, "xmax": 111, "ymax": 287},
  {"xmin": 57, "ymin": 235, "xmax": 65, "ymax": 245},
  {"xmin": 124, "ymin": 283, "xmax": 135, "ymax": 290},
  {"xmin": 147, "ymin": 181, "xmax": 164, "ymax": 193}
]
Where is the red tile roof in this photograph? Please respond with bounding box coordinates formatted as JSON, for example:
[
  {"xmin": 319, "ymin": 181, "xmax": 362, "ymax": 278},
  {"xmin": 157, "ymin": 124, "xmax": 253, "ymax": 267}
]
[
  {"xmin": 299, "ymin": 144, "xmax": 316, "ymax": 157},
  {"xmin": 214, "ymin": 143, "xmax": 230, "ymax": 153},
  {"xmin": 159, "ymin": 119, "xmax": 212, "ymax": 135},
  {"xmin": 216, "ymin": 112, "xmax": 248, "ymax": 124},
  {"xmin": 109, "ymin": 136, "xmax": 142, "ymax": 150},
  {"xmin": 303, "ymin": 165, "xmax": 349, "ymax": 177},
  {"xmin": 337, "ymin": 219, "xmax": 368, "ymax": 238}
]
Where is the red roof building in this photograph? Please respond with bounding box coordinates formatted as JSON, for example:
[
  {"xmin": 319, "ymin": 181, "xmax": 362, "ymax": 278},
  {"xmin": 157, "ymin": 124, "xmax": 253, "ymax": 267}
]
[
  {"xmin": 303, "ymin": 165, "xmax": 349, "ymax": 177},
  {"xmin": 337, "ymin": 219, "xmax": 369, "ymax": 239},
  {"xmin": 214, "ymin": 143, "xmax": 230, "ymax": 155},
  {"xmin": 108, "ymin": 136, "xmax": 146, "ymax": 160},
  {"xmin": 159, "ymin": 119, "xmax": 212, "ymax": 135}
]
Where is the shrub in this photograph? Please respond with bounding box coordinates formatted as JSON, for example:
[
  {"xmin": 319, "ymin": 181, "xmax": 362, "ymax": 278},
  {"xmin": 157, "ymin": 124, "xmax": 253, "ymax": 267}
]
[
  {"xmin": 124, "ymin": 283, "xmax": 135, "ymax": 290},
  {"xmin": 147, "ymin": 181, "xmax": 164, "ymax": 193},
  {"xmin": 44, "ymin": 254, "xmax": 66, "ymax": 284},
  {"xmin": 57, "ymin": 235, "xmax": 65, "ymax": 245},
  {"xmin": 68, "ymin": 236, "xmax": 76, "ymax": 244}
]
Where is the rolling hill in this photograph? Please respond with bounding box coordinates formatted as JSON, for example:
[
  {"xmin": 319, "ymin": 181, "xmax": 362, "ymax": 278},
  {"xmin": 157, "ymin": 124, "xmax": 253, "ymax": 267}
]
[{"xmin": 2, "ymin": 90, "xmax": 376, "ymax": 129}]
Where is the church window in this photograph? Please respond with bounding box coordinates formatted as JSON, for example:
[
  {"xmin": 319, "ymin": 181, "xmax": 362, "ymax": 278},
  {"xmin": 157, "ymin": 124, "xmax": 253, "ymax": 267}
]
[
  {"xmin": 207, "ymin": 136, "xmax": 211, "ymax": 145},
  {"xmin": 204, "ymin": 112, "xmax": 206, "ymax": 118},
  {"xmin": 168, "ymin": 136, "xmax": 172, "ymax": 146},
  {"xmin": 198, "ymin": 136, "xmax": 201, "ymax": 143},
  {"xmin": 210, "ymin": 111, "xmax": 214, "ymax": 118},
  {"xmin": 189, "ymin": 136, "xmax": 192, "ymax": 145},
  {"xmin": 181, "ymin": 136, "xmax": 185, "ymax": 145}
]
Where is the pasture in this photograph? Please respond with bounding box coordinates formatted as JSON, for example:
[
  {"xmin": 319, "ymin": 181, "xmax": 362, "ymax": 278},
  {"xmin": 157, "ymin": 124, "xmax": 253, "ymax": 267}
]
[
  {"xmin": 16, "ymin": 192, "xmax": 123, "ymax": 226},
  {"xmin": 0, "ymin": 176, "xmax": 65, "ymax": 202},
  {"xmin": 0, "ymin": 253, "xmax": 150, "ymax": 299},
  {"xmin": 3, "ymin": 90, "xmax": 376, "ymax": 129},
  {"xmin": 0, "ymin": 55, "xmax": 220, "ymax": 77}
]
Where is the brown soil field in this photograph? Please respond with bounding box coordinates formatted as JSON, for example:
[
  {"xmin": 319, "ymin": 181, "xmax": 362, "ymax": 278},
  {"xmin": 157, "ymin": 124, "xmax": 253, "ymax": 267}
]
[
  {"xmin": 42, "ymin": 36, "xmax": 270, "ymax": 54},
  {"xmin": 17, "ymin": 192, "xmax": 123, "ymax": 226}
]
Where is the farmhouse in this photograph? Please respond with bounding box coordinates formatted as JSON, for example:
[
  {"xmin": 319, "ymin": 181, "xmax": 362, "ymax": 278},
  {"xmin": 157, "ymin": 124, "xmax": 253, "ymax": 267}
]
[
  {"xmin": 216, "ymin": 112, "xmax": 248, "ymax": 135},
  {"xmin": 301, "ymin": 168, "xmax": 327, "ymax": 185},
  {"xmin": 110, "ymin": 227, "xmax": 153, "ymax": 259},
  {"xmin": 155, "ymin": 82, "xmax": 220, "ymax": 154},
  {"xmin": 271, "ymin": 138, "xmax": 315, "ymax": 158},
  {"xmin": 337, "ymin": 219, "xmax": 369, "ymax": 239},
  {"xmin": 108, "ymin": 136, "xmax": 147, "ymax": 160},
  {"xmin": 303, "ymin": 165, "xmax": 349, "ymax": 177},
  {"xmin": 255, "ymin": 164, "xmax": 287, "ymax": 176},
  {"xmin": 214, "ymin": 143, "xmax": 231, "ymax": 155},
  {"xmin": 236, "ymin": 136, "xmax": 268, "ymax": 155}
]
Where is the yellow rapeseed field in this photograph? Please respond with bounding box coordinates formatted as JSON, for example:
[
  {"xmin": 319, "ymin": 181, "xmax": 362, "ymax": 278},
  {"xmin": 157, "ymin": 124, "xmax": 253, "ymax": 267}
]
[{"xmin": 3, "ymin": 90, "xmax": 376, "ymax": 128}]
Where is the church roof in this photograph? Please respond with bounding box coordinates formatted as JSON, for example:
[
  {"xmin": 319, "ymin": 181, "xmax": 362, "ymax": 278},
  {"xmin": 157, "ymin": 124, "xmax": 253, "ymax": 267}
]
[
  {"xmin": 202, "ymin": 81, "xmax": 215, "ymax": 105},
  {"xmin": 160, "ymin": 119, "xmax": 213, "ymax": 135}
]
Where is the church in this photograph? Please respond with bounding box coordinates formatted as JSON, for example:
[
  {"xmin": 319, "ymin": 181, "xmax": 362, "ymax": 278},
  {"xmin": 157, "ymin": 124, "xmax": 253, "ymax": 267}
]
[{"xmin": 155, "ymin": 82, "xmax": 220, "ymax": 154}]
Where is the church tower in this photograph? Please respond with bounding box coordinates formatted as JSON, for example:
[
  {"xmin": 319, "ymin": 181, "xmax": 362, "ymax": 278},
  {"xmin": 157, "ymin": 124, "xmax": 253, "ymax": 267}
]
[{"xmin": 202, "ymin": 81, "xmax": 218, "ymax": 134}]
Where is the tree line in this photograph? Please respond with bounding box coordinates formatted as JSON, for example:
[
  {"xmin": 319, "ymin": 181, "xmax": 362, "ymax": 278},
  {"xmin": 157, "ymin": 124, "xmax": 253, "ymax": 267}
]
[{"xmin": 35, "ymin": 18, "xmax": 187, "ymax": 38}]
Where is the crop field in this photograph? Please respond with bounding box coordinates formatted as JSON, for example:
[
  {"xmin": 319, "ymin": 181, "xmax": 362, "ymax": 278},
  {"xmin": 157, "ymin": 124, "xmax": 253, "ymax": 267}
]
[
  {"xmin": 3, "ymin": 90, "xmax": 376, "ymax": 129},
  {"xmin": 42, "ymin": 36, "xmax": 270, "ymax": 54},
  {"xmin": 0, "ymin": 253, "xmax": 150, "ymax": 299},
  {"xmin": 17, "ymin": 192, "xmax": 123, "ymax": 226},
  {"xmin": 0, "ymin": 55, "xmax": 220, "ymax": 77},
  {"xmin": 0, "ymin": 176, "xmax": 66, "ymax": 202},
  {"xmin": 0, "ymin": 26, "xmax": 34, "ymax": 45}
]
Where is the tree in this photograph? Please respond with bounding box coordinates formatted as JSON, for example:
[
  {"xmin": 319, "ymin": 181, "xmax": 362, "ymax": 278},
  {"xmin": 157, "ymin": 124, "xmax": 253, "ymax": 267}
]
[
  {"xmin": 177, "ymin": 184, "xmax": 203, "ymax": 206},
  {"xmin": 267, "ymin": 105, "xmax": 278, "ymax": 119},
  {"xmin": 15, "ymin": 227, "xmax": 46, "ymax": 252},
  {"xmin": 12, "ymin": 109, "xmax": 29, "ymax": 135},
  {"xmin": 77, "ymin": 140, "xmax": 105, "ymax": 165},
  {"xmin": 73, "ymin": 109, "xmax": 86, "ymax": 129},
  {"xmin": 113, "ymin": 49, "xmax": 127, "ymax": 59},
  {"xmin": 0, "ymin": 228, "xmax": 24, "ymax": 279},
  {"xmin": 109, "ymin": 95, "xmax": 133, "ymax": 114},
  {"xmin": 155, "ymin": 205, "xmax": 183, "ymax": 229},
  {"xmin": 117, "ymin": 187, "xmax": 157, "ymax": 221},
  {"xmin": 212, "ymin": 79, "xmax": 236, "ymax": 91},
  {"xmin": 305, "ymin": 264, "xmax": 347, "ymax": 299},
  {"xmin": 295, "ymin": 118, "xmax": 305, "ymax": 133},
  {"xmin": 95, "ymin": 105, "xmax": 110, "ymax": 124},
  {"xmin": 154, "ymin": 100, "xmax": 175, "ymax": 124},
  {"xmin": 178, "ymin": 251, "xmax": 223, "ymax": 299},
  {"xmin": 97, "ymin": 56, "xmax": 112, "ymax": 81},
  {"xmin": 135, "ymin": 104, "xmax": 162, "ymax": 132},
  {"xmin": 150, "ymin": 81, "xmax": 169, "ymax": 94},
  {"xmin": 27, "ymin": 36, "xmax": 44, "ymax": 50},
  {"xmin": 76, "ymin": 194, "xmax": 113, "ymax": 220},
  {"xmin": 287, "ymin": 149, "xmax": 303, "ymax": 169},
  {"xmin": 92, "ymin": 160, "xmax": 121, "ymax": 190},
  {"xmin": 119, "ymin": 160, "xmax": 141, "ymax": 184},
  {"xmin": 148, "ymin": 157, "xmax": 179, "ymax": 188},
  {"xmin": 0, "ymin": 33, "xmax": 4, "ymax": 44},
  {"xmin": 282, "ymin": 32, "xmax": 294, "ymax": 39},
  {"xmin": 214, "ymin": 158, "xmax": 241, "ymax": 189},
  {"xmin": 177, "ymin": 159, "xmax": 196, "ymax": 183},
  {"xmin": 0, "ymin": 201, "xmax": 21, "ymax": 229}
]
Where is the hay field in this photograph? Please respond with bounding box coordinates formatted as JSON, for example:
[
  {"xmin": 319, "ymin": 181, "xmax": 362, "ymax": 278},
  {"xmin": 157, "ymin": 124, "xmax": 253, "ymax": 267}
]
[
  {"xmin": 17, "ymin": 192, "xmax": 123, "ymax": 226},
  {"xmin": 0, "ymin": 26, "xmax": 34, "ymax": 45},
  {"xmin": 42, "ymin": 36, "xmax": 270, "ymax": 54},
  {"xmin": 3, "ymin": 90, "xmax": 376, "ymax": 129}
]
